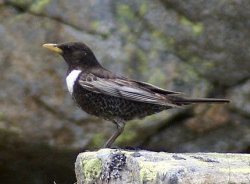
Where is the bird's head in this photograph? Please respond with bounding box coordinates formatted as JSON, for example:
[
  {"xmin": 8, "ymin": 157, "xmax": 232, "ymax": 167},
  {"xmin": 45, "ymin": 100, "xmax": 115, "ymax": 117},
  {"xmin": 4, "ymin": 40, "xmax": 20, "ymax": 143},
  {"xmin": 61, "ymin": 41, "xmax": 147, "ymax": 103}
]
[{"xmin": 43, "ymin": 42, "xmax": 101, "ymax": 69}]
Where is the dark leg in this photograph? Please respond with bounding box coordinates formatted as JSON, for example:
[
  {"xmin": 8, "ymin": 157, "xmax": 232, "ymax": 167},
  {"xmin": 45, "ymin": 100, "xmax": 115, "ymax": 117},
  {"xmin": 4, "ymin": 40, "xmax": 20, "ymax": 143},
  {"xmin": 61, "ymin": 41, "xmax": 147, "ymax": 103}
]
[{"xmin": 103, "ymin": 119, "xmax": 125, "ymax": 148}]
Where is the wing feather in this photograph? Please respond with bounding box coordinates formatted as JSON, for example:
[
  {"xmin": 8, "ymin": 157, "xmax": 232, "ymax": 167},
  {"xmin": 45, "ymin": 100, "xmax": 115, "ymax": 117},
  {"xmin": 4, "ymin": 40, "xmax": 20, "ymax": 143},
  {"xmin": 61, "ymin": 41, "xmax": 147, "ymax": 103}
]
[{"xmin": 78, "ymin": 74, "xmax": 176, "ymax": 107}]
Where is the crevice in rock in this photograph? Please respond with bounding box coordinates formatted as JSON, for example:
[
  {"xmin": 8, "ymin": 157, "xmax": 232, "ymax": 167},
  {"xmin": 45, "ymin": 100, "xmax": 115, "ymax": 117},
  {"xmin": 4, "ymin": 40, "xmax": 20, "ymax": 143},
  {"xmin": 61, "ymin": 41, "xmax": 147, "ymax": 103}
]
[
  {"xmin": 31, "ymin": 94, "xmax": 75, "ymax": 122},
  {"xmin": 30, "ymin": 94, "xmax": 100, "ymax": 125},
  {"xmin": 158, "ymin": 0, "xmax": 201, "ymax": 22},
  {"xmin": 139, "ymin": 109, "xmax": 193, "ymax": 148}
]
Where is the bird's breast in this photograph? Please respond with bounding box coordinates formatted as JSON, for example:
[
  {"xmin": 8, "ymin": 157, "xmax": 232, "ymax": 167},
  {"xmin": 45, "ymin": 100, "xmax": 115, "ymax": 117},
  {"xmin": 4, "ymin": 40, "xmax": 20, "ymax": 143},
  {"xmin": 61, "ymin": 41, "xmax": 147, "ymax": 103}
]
[{"xmin": 66, "ymin": 70, "xmax": 82, "ymax": 94}]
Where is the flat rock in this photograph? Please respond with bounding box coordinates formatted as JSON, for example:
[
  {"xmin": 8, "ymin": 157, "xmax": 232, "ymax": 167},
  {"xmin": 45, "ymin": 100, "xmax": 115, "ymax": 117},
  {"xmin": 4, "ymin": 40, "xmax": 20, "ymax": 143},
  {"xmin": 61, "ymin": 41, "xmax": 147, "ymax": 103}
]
[{"xmin": 75, "ymin": 149, "xmax": 250, "ymax": 184}]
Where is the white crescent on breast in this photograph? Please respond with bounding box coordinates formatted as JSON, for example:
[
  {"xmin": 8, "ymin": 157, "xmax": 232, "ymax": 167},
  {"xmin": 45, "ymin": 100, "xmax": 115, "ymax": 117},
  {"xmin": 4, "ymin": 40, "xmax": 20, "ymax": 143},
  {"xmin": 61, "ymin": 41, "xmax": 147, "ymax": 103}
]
[{"xmin": 66, "ymin": 70, "xmax": 82, "ymax": 94}]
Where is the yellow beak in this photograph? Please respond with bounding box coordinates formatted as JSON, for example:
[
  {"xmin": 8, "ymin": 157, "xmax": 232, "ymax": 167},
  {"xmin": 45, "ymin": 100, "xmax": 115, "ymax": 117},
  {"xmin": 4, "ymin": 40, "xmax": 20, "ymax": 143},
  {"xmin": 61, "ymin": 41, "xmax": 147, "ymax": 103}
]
[{"xmin": 42, "ymin": 43, "xmax": 63, "ymax": 54}]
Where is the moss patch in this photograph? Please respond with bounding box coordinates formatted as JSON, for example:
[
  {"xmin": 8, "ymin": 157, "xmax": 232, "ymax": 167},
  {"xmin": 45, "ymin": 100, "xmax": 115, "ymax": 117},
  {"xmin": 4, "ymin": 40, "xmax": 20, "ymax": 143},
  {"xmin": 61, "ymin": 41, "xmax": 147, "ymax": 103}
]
[
  {"xmin": 117, "ymin": 4, "xmax": 135, "ymax": 20},
  {"xmin": 180, "ymin": 16, "xmax": 204, "ymax": 36},
  {"xmin": 90, "ymin": 21, "xmax": 100, "ymax": 30},
  {"xmin": 8, "ymin": 0, "xmax": 50, "ymax": 13},
  {"xmin": 30, "ymin": 0, "xmax": 50, "ymax": 13},
  {"xmin": 139, "ymin": 3, "xmax": 148, "ymax": 16},
  {"xmin": 82, "ymin": 158, "xmax": 102, "ymax": 182},
  {"xmin": 140, "ymin": 162, "xmax": 157, "ymax": 182}
]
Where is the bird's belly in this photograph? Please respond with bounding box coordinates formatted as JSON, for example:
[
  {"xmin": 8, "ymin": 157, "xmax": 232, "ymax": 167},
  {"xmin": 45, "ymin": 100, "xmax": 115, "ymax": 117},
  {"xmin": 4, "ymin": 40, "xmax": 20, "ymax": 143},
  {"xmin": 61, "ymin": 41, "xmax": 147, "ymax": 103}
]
[{"xmin": 72, "ymin": 86, "xmax": 166, "ymax": 121}]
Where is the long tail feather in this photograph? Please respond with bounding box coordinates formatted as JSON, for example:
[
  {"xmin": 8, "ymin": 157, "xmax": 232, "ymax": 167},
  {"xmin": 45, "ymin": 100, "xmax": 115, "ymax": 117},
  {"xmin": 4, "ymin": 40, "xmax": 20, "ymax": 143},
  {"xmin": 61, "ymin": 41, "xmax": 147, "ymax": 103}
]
[
  {"xmin": 179, "ymin": 98, "xmax": 230, "ymax": 103},
  {"xmin": 169, "ymin": 96, "xmax": 230, "ymax": 106}
]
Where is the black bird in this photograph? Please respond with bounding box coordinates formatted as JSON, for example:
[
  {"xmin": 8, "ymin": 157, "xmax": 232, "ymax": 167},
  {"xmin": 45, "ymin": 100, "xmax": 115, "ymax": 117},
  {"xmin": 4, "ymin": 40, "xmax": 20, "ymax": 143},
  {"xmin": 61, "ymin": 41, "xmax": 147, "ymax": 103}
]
[{"xmin": 43, "ymin": 42, "xmax": 229, "ymax": 148}]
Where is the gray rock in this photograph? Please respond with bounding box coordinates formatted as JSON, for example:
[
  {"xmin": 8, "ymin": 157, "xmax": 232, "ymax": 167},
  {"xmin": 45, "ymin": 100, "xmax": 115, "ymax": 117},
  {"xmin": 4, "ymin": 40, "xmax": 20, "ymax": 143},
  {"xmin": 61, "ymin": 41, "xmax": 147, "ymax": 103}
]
[{"xmin": 75, "ymin": 149, "xmax": 250, "ymax": 184}]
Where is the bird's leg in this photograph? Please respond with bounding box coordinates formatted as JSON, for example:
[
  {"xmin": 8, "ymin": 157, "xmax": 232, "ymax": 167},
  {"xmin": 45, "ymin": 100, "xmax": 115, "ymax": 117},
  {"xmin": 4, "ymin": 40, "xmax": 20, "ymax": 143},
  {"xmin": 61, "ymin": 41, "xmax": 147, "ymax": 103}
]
[{"xmin": 103, "ymin": 119, "xmax": 125, "ymax": 148}]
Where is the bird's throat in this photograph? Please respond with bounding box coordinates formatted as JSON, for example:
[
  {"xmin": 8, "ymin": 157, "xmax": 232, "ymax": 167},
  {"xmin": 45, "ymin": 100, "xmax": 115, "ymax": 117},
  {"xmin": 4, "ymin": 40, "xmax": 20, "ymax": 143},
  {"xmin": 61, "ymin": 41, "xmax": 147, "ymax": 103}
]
[{"xmin": 66, "ymin": 70, "xmax": 82, "ymax": 94}]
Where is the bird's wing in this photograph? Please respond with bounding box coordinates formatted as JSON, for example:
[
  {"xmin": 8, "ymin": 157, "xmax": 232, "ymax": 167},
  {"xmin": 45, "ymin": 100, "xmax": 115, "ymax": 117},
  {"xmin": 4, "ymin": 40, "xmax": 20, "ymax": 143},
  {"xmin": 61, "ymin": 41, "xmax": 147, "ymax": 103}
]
[
  {"xmin": 78, "ymin": 73, "xmax": 177, "ymax": 107},
  {"xmin": 132, "ymin": 80, "xmax": 182, "ymax": 95}
]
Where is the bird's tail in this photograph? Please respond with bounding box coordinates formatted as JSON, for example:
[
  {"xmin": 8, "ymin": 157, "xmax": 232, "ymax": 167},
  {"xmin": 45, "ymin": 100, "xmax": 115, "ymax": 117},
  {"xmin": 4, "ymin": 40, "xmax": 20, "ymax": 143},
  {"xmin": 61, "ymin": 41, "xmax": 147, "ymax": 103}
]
[{"xmin": 169, "ymin": 96, "xmax": 230, "ymax": 106}]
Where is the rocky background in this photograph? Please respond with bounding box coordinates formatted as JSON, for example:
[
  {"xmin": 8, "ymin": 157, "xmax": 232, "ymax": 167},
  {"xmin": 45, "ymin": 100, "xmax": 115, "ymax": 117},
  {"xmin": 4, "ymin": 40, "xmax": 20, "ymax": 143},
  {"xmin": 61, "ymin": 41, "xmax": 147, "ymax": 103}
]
[{"xmin": 0, "ymin": 0, "xmax": 249, "ymax": 183}]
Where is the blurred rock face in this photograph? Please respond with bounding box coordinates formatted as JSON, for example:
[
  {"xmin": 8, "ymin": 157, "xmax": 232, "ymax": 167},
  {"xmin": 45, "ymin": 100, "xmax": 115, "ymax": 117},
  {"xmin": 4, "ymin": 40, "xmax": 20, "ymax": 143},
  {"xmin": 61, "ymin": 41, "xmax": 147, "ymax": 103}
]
[{"xmin": 0, "ymin": 0, "xmax": 250, "ymax": 183}]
